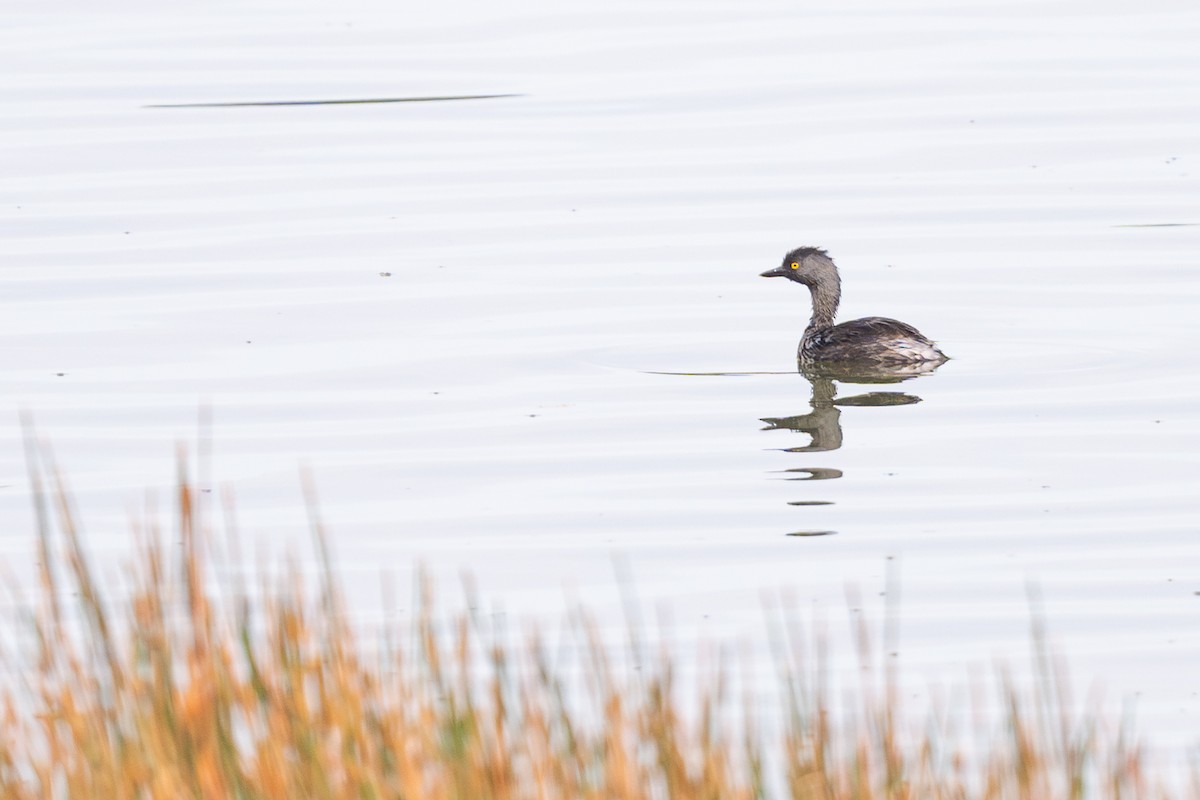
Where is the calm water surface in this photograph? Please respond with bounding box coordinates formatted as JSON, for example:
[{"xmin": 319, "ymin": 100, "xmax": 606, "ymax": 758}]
[{"xmin": 2, "ymin": 0, "xmax": 1199, "ymax": 758}]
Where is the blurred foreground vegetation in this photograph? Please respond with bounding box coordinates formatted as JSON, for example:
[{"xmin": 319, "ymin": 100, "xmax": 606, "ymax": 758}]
[{"xmin": 0, "ymin": 448, "xmax": 1193, "ymax": 799}]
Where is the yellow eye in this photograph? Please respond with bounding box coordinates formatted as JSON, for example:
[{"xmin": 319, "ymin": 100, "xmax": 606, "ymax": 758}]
[{"xmin": 789, "ymin": 262, "xmax": 800, "ymax": 269}]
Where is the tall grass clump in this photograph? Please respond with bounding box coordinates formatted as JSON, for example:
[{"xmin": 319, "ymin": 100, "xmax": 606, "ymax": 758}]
[{"xmin": 0, "ymin": 443, "xmax": 1193, "ymax": 799}]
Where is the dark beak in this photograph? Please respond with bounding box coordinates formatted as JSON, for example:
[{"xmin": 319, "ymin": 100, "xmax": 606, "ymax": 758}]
[{"xmin": 760, "ymin": 266, "xmax": 789, "ymax": 278}]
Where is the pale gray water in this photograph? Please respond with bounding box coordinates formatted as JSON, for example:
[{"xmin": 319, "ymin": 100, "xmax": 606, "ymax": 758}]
[{"xmin": 2, "ymin": 0, "xmax": 1199, "ymax": 761}]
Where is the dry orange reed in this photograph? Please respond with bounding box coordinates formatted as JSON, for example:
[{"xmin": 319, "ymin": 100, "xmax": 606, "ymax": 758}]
[{"xmin": 0, "ymin": 444, "xmax": 1194, "ymax": 799}]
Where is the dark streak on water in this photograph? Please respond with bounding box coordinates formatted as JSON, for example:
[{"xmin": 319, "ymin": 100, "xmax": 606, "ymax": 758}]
[
  {"xmin": 642, "ymin": 371, "xmax": 794, "ymax": 377},
  {"xmin": 1111, "ymin": 223, "xmax": 1199, "ymax": 228},
  {"xmin": 144, "ymin": 94, "xmax": 522, "ymax": 109}
]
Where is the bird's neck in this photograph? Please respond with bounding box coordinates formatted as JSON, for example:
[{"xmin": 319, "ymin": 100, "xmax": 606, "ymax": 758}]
[{"xmin": 805, "ymin": 279, "xmax": 840, "ymax": 332}]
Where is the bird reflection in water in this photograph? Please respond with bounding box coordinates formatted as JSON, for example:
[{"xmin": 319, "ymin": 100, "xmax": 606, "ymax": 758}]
[{"xmin": 761, "ymin": 360, "xmax": 944, "ymax": 537}]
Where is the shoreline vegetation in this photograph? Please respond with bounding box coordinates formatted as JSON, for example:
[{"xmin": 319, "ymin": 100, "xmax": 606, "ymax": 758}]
[{"xmin": 1, "ymin": 447, "xmax": 1194, "ymax": 798}]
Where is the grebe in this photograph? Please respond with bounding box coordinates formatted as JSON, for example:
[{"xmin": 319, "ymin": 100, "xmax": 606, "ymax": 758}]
[{"xmin": 761, "ymin": 246, "xmax": 947, "ymax": 367}]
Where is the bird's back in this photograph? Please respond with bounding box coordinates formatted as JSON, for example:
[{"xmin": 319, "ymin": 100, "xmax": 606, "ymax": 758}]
[{"xmin": 801, "ymin": 316, "xmax": 947, "ymax": 365}]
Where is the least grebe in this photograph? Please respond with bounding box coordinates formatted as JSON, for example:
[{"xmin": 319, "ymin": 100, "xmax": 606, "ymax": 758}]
[{"xmin": 761, "ymin": 247, "xmax": 947, "ymax": 367}]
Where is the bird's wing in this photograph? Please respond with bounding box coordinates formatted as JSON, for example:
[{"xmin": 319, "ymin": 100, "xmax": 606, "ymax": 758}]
[{"xmin": 810, "ymin": 317, "xmax": 927, "ymax": 350}]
